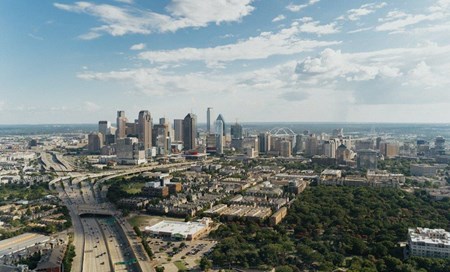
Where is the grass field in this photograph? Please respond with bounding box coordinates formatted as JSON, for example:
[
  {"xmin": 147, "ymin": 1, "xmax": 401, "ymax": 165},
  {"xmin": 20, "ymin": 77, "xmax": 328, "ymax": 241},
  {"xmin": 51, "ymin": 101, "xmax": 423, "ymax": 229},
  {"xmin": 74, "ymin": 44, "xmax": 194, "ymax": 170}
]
[
  {"xmin": 121, "ymin": 182, "xmax": 145, "ymax": 194},
  {"xmin": 174, "ymin": 260, "xmax": 188, "ymax": 270}
]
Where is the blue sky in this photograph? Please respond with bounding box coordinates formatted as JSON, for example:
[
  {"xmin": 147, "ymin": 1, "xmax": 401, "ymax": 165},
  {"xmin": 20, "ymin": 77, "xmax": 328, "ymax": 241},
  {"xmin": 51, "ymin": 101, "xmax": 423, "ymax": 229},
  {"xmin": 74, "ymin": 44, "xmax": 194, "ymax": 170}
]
[{"xmin": 2, "ymin": 0, "xmax": 450, "ymax": 124}]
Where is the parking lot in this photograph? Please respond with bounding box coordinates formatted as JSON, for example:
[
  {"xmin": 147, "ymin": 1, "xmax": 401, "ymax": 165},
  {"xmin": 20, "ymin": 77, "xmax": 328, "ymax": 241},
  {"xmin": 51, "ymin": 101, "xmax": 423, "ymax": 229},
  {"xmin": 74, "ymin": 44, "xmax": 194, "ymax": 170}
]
[{"xmin": 148, "ymin": 236, "xmax": 217, "ymax": 270}]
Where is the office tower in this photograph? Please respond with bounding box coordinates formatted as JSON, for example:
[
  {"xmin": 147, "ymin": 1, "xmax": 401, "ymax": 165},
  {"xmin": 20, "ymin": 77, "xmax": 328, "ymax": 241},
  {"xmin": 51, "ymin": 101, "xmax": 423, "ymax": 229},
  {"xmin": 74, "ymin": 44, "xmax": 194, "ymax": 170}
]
[
  {"xmin": 376, "ymin": 137, "xmax": 382, "ymax": 149},
  {"xmin": 380, "ymin": 141, "xmax": 399, "ymax": 159},
  {"xmin": 258, "ymin": 132, "xmax": 271, "ymax": 154},
  {"xmin": 116, "ymin": 137, "xmax": 146, "ymax": 165},
  {"xmin": 153, "ymin": 123, "xmax": 170, "ymax": 155},
  {"xmin": 280, "ymin": 140, "xmax": 292, "ymax": 157},
  {"xmin": 174, "ymin": 119, "xmax": 183, "ymax": 142},
  {"xmin": 98, "ymin": 121, "xmax": 110, "ymax": 138},
  {"xmin": 230, "ymin": 122, "xmax": 243, "ymax": 139},
  {"xmin": 183, "ymin": 113, "xmax": 197, "ymax": 151},
  {"xmin": 294, "ymin": 134, "xmax": 303, "ymax": 154},
  {"xmin": 207, "ymin": 107, "xmax": 213, "ymax": 134},
  {"xmin": 242, "ymin": 136, "xmax": 259, "ymax": 157},
  {"xmin": 357, "ymin": 149, "xmax": 378, "ymax": 170},
  {"xmin": 216, "ymin": 114, "xmax": 226, "ymax": 136},
  {"xmin": 323, "ymin": 139, "xmax": 337, "ymax": 158},
  {"xmin": 215, "ymin": 119, "xmax": 224, "ymax": 154},
  {"xmin": 138, "ymin": 110, "xmax": 152, "ymax": 150},
  {"xmin": 116, "ymin": 111, "xmax": 127, "ymax": 139},
  {"xmin": 435, "ymin": 136, "xmax": 446, "ymax": 155},
  {"xmin": 126, "ymin": 121, "xmax": 138, "ymax": 136},
  {"xmin": 88, "ymin": 132, "xmax": 103, "ymax": 153},
  {"xmin": 305, "ymin": 134, "xmax": 318, "ymax": 157}
]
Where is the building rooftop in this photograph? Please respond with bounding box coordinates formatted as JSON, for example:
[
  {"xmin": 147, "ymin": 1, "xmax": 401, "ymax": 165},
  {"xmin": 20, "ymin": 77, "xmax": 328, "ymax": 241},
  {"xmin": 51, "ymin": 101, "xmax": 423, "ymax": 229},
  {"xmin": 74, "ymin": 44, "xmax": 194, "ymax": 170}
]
[
  {"xmin": 144, "ymin": 220, "xmax": 208, "ymax": 238},
  {"xmin": 408, "ymin": 227, "xmax": 450, "ymax": 245}
]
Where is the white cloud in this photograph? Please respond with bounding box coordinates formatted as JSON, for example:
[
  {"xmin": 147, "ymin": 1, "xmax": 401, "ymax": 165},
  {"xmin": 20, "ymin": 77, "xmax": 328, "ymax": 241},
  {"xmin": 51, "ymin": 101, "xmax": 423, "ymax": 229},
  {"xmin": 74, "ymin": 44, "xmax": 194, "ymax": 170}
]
[
  {"xmin": 294, "ymin": 19, "xmax": 340, "ymax": 35},
  {"xmin": 286, "ymin": 0, "xmax": 319, "ymax": 12},
  {"xmin": 130, "ymin": 43, "xmax": 146, "ymax": 50},
  {"xmin": 138, "ymin": 22, "xmax": 340, "ymax": 64},
  {"xmin": 376, "ymin": 1, "xmax": 449, "ymax": 33},
  {"xmin": 54, "ymin": 1, "xmax": 255, "ymax": 39},
  {"xmin": 115, "ymin": 0, "xmax": 133, "ymax": 3},
  {"xmin": 272, "ymin": 14, "xmax": 286, "ymax": 22},
  {"xmin": 295, "ymin": 43, "xmax": 450, "ymax": 104},
  {"xmin": 84, "ymin": 101, "xmax": 101, "ymax": 112},
  {"xmin": 166, "ymin": 0, "xmax": 254, "ymax": 25},
  {"xmin": 115, "ymin": 0, "xmax": 134, "ymax": 3},
  {"xmin": 340, "ymin": 2, "xmax": 387, "ymax": 21}
]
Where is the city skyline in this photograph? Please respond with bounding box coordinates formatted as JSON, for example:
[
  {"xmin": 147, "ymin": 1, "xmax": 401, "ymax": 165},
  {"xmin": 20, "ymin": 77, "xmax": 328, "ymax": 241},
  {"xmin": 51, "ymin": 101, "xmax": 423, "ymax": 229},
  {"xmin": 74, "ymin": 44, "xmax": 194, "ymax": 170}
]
[{"xmin": 2, "ymin": 0, "xmax": 450, "ymax": 124}]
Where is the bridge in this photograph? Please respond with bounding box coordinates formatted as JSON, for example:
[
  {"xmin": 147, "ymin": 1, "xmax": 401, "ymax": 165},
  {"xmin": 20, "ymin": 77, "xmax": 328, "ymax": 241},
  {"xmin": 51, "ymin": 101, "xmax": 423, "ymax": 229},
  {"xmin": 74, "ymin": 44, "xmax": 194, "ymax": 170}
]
[{"xmin": 77, "ymin": 204, "xmax": 115, "ymax": 217}]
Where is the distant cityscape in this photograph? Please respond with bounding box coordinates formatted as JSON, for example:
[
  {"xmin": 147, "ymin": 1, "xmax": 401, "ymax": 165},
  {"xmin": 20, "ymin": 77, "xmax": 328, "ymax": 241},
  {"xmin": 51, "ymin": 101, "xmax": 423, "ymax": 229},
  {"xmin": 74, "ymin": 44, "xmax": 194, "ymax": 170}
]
[{"xmin": 0, "ymin": 109, "xmax": 450, "ymax": 271}]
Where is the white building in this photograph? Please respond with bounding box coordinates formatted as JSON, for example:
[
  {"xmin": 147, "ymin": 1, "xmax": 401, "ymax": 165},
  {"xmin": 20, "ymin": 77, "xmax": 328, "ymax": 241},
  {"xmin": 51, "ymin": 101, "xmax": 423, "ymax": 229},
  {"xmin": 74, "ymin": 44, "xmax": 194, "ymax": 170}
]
[
  {"xmin": 144, "ymin": 218, "xmax": 212, "ymax": 240},
  {"xmin": 408, "ymin": 227, "xmax": 450, "ymax": 258}
]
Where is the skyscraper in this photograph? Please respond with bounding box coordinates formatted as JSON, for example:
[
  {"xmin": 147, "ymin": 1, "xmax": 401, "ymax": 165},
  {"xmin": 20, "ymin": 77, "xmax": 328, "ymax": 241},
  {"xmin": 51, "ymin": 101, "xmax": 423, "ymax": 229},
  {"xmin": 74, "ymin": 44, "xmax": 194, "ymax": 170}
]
[
  {"xmin": 216, "ymin": 114, "xmax": 226, "ymax": 136},
  {"xmin": 116, "ymin": 110, "xmax": 127, "ymax": 139},
  {"xmin": 88, "ymin": 132, "xmax": 103, "ymax": 153},
  {"xmin": 183, "ymin": 113, "xmax": 197, "ymax": 151},
  {"xmin": 215, "ymin": 118, "xmax": 224, "ymax": 154},
  {"xmin": 207, "ymin": 107, "xmax": 213, "ymax": 134},
  {"xmin": 138, "ymin": 110, "xmax": 152, "ymax": 150},
  {"xmin": 174, "ymin": 119, "xmax": 183, "ymax": 142},
  {"xmin": 98, "ymin": 121, "xmax": 110, "ymax": 136},
  {"xmin": 230, "ymin": 122, "xmax": 243, "ymax": 139}
]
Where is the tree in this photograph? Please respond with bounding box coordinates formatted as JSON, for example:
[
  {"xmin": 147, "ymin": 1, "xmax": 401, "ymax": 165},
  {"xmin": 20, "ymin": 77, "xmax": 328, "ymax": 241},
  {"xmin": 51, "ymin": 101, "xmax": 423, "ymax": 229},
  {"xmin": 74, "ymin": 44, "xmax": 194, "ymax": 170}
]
[{"xmin": 200, "ymin": 257, "xmax": 212, "ymax": 271}]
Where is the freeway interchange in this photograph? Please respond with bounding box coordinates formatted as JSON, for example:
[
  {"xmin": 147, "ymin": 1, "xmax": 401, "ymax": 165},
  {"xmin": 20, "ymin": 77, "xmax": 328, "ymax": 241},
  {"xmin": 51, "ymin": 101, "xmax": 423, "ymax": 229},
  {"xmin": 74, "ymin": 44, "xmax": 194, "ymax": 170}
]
[{"xmin": 52, "ymin": 161, "xmax": 196, "ymax": 272}]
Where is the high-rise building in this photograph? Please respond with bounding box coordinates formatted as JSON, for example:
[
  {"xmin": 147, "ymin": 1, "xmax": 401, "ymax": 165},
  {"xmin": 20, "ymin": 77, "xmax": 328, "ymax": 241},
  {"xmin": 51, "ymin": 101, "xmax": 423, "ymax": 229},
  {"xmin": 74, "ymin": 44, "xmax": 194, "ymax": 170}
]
[
  {"xmin": 294, "ymin": 134, "xmax": 303, "ymax": 154},
  {"xmin": 380, "ymin": 141, "xmax": 399, "ymax": 159},
  {"xmin": 88, "ymin": 132, "xmax": 103, "ymax": 153},
  {"xmin": 435, "ymin": 136, "xmax": 446, "ymax": 155},
  {"xmin": 280, "ymin": 140, "xmax": 292, "ymax": 157},
  {"xmin": 216, "ymin": 114, "xmax": 226, "ymax": 136},
  {"xmin": 153, "ymin": 123, "xmax": 170, "ymax": 155},
  {"xmin": 305, "ymin": 135, "xmax": 318, "ymax": 157},
  {"xmin": 323, "ymin": 139, "xmax": 337, "ymax": 158},
  {"xmin": 230, "ymin": 122, "xmax": 243, "ymax": 139},
  {"xmin": 116, "ymin": 137, "xmax": 146, "ymax": 165},
  {"xmin": 207, "ymin": 107, "xmax": 213, "ymax": 134},
  {"xmin": 98, "ymin": 121, "xmax": 110, "ymax": 137},
  {"xmin": 138, "ymin": 110, "xmax": 152, "ymax": 150},
  {"xmin": 215, "ymin": 119, "xmax": 224, "ymax": 154},
  {"xmin": 173, "ymin": 119, "xmax": 183, "ymax": 143},
  {"xmin": 116, "ymin": 111, "xmax": 127, "ymax": 139},
  {"xmin": 126, "ymin": 121, "xmax": 138, "ymax": 136},
  {"xmin": 183, "ymin": 113, "xmax": 197, "ymax": 151},
  {"xmin": 258, "ymin": 132, "xmax": 271, "ymax": 154},
  {"xmin": 357, "ymin": 149, "xmax": 378, "ymax": 170}
]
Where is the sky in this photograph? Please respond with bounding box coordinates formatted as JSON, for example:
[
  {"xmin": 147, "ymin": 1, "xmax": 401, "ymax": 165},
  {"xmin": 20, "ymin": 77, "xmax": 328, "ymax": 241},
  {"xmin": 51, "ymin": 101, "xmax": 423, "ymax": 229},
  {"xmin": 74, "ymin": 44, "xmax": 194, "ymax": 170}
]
[{"xmin": 2, "ymin": 0, "xmax": 450, "ymax": 124}]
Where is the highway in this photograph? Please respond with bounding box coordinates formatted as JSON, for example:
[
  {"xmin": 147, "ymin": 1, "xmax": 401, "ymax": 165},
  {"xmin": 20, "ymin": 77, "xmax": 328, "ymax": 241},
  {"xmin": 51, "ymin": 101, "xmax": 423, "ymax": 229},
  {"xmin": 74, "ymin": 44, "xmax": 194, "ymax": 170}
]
[{"xmin": 51, "ymin": 160, "xmax": 217, "ymax": 272}]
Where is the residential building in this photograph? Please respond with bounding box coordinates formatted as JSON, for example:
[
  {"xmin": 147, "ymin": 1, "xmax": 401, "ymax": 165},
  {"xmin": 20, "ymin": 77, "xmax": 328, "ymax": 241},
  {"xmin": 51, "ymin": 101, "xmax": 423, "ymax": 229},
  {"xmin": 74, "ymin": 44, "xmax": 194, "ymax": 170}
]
[{"xmin": 408, "ymin": 227, "xmax": 450, "ymax": 258}]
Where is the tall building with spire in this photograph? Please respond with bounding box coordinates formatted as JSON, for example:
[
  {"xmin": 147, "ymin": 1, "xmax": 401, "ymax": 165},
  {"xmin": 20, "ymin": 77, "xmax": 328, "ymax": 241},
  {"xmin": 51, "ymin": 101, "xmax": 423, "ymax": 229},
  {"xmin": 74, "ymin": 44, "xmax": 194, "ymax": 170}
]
[
  {"xmin": 183, "ymin": 113, "xmax": 197, "ymax": 151},
  {"xmin": 138, "ymin": 110, "xmax": 152, "ymax": 150},
  {"xmin": 116, "ymin": 110, "xmax": 127, "ymax": 139}
]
